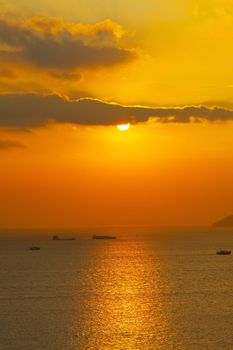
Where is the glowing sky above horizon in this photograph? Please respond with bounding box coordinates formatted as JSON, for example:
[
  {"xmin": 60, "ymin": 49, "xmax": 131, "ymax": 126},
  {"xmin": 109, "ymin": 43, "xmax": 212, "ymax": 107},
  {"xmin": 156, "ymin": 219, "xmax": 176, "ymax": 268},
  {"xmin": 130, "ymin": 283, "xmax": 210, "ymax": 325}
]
[{"xmin": 0, "ymin": 0, "xmax": 233, "ymax": 228}]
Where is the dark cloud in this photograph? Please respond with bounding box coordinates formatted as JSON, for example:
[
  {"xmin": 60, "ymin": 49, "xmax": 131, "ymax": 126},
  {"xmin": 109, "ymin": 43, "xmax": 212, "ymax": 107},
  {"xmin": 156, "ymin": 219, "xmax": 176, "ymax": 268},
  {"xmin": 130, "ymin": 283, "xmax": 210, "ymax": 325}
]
[
  {"xmin": 0, "ymin": 93, "xmax": 233, "ymax": 128},
  {"xmin": 0, "ymin": 19, "xmax": 135, "ymax": 69},
  {"xmin": 0, "ymin": 138, "xmax": 25, "ymax": 149},
  {"xmin": 49, "ymin": 71, "xmax": 82, "ymax": 81}
]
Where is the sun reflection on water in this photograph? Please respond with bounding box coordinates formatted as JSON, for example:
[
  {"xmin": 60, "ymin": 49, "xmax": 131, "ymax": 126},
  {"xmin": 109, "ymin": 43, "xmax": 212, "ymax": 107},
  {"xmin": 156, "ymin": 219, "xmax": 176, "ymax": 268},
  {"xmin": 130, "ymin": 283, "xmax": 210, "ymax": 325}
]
[{"xmin": 72, "ymin": 237, "xmax": 170, "ymax": 350}]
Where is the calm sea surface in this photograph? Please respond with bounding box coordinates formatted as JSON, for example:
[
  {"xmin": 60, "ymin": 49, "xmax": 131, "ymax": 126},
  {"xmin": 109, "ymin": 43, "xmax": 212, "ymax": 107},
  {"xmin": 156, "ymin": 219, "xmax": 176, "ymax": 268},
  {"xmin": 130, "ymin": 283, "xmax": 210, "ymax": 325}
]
[{"xmin": 0, "ymin": 227, "xmax": 233, "ymax": 350}]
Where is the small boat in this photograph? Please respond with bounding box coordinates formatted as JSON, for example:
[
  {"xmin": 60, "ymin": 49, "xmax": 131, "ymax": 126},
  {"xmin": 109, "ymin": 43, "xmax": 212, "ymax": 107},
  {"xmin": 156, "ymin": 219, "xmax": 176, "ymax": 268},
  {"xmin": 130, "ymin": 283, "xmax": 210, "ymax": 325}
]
[
  {"xmin": 52, "ymin": 235, "xmax": 75, "ymax": 241},
  {"xmin": 92, "ymin": 235, "xmax": 116, "ymax": 240},
  {"xmin": 216, "ymin": 249, "xmax": 231, "ymax": 255},
  {"xmin": 29, "ymin": 246, "xmax": 40, "ymax": 251}
]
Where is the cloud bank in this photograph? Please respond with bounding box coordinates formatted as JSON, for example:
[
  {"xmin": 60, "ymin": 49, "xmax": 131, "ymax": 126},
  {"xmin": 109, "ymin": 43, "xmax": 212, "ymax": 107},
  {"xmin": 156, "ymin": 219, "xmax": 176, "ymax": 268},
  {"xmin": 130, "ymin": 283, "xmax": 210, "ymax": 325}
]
[
  {"xmin": 0, "ymin": 93, "xmax": 233, "ymax": 128},
  {"xmin": 0, "ymin": 18, "xmax": 135, "ymax": 69}
]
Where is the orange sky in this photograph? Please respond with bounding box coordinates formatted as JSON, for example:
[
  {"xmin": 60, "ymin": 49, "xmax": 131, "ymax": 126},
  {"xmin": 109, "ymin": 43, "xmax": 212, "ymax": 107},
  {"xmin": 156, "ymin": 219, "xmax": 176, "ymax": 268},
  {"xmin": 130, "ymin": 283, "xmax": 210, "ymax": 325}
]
[
  {"xmin": 0, "ymin": 0, "xmax": 233, "ymax": 228},
  {"xmin": 1, "ymin": 122, "xmax": 233, "ymax": 228}
]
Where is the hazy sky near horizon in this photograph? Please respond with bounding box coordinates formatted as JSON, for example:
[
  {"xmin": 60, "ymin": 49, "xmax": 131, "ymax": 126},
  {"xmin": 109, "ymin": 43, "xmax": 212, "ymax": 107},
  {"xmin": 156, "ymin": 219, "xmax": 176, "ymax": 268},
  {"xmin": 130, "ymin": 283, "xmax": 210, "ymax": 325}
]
[{"xmin": 0, "ymin": 0, "xmax": 233, "ymax": 228}]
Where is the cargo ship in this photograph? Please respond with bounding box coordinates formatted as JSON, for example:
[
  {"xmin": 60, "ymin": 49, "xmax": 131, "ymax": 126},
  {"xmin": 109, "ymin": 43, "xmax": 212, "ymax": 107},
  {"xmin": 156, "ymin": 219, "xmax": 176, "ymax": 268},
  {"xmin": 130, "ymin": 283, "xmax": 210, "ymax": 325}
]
[
  {"xmin": 52, "ymin": 235, "xmax": 75, "ymax": 241},
  {"xmin": 216, "ymin": 249, "xmax": 231, "ymax": 255},
  {"xmin": 92, "ymin": 235, "xmax": 116, "ymax": 240}
]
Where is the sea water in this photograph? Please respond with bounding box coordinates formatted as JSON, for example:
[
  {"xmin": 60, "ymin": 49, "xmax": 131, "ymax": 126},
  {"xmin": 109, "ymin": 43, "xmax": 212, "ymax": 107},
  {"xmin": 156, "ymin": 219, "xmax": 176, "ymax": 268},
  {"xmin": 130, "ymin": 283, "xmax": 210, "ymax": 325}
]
[{"xmin": 0, "ymin": 227, "xmax": 233, "ymax": 350}]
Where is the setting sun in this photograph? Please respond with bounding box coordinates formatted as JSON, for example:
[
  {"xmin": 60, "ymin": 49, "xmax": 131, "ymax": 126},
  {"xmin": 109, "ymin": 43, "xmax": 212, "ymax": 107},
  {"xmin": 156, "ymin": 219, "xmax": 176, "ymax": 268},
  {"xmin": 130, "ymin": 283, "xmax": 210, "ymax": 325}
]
[{"xmin": 117, "ymin": 123, "xmax": 130, "ymax": 131}]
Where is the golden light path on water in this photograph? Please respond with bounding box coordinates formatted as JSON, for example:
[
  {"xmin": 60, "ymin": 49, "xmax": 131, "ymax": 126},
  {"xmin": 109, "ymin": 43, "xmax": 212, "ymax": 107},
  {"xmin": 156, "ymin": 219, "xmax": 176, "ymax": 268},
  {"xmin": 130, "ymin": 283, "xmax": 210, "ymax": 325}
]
[{"xmin": 70, "ymin": 236, "xmax": 170, "ymax": 349}]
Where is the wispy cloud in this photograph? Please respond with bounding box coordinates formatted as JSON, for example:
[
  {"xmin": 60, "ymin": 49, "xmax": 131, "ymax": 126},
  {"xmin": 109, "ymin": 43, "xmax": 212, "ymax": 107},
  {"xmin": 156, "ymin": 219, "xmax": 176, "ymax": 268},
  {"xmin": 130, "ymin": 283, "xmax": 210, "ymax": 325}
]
[
  {"xmin": 0, "ymin": 93, "xmax": 233, "ymax": 128},
  {"xmin": 0, "ymin": 138, "xmax": 25, "ymax": 149}
]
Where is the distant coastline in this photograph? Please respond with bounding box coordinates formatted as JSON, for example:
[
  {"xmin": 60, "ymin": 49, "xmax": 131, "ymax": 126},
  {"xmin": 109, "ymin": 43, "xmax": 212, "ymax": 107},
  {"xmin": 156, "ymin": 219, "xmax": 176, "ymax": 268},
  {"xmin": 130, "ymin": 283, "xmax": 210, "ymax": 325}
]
[{"xmin": 213, "ymin": 215, "xmax": 233, "ymax": 227}]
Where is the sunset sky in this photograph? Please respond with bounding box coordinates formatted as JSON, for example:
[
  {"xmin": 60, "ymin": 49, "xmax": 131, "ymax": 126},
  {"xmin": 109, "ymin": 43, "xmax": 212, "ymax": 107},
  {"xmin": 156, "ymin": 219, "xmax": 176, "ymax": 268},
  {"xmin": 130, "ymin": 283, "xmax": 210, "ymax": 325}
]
[{"xmin": 0, "ymin": 0, "xmax": 233, "ymax": 228}]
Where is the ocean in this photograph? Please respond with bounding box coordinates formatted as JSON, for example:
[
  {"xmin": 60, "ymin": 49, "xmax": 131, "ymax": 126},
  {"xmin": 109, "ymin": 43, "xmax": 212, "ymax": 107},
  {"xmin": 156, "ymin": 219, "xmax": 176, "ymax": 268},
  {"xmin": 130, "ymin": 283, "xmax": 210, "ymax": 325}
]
[{"xmin": 0, "ymin": 227, "xmax": 233, "ymax": 350}]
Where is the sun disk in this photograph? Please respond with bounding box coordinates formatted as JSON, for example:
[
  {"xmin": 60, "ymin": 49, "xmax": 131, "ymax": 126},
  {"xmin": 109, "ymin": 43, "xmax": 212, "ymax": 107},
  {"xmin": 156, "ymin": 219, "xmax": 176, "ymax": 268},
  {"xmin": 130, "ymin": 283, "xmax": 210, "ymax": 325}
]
[{"xmin": 117, "ymin": 123, "xmax": 130, "ymax": 131}]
